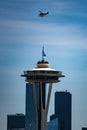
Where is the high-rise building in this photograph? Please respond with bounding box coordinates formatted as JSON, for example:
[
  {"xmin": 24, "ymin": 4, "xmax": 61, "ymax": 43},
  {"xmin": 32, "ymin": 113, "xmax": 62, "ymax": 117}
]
[
  {"xmin": 25, "ymin": 83, "xmax": 40, "ymax": 130},
  {"xmin": 7, "ymin": 113, "xmax": 25, "ymax": 130},
  {"xmin": 25, "ymin": 83, "xmax": 36, "ymax": 130},
  {"xmin": 54, "ymin": 91, "xmax": 72, "ymax": 130}
]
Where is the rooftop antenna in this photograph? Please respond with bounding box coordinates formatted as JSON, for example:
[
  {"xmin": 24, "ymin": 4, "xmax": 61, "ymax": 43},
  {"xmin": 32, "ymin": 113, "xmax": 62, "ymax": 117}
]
[{"xmin": 42, "ymin": 46, "xmax": 46, "ymax": 61}]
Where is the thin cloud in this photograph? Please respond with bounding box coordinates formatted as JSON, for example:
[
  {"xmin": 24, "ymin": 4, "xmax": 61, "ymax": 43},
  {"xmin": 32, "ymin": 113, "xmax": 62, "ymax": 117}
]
[{"xmin": 0, "ymin": 19, "xmax": 87, "ymax": 49}]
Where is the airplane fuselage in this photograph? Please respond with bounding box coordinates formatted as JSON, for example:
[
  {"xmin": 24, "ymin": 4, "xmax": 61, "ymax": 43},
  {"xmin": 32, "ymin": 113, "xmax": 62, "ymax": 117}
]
[{"xmin": 39, "ymin": 12, "xmax": 49, "ymax": 17}]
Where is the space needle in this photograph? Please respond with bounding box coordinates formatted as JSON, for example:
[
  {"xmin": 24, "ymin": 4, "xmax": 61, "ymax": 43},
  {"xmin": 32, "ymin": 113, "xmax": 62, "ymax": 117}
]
[{"xmin": 21, "ymin": 47, "xmax": 65, "ymax": 130}]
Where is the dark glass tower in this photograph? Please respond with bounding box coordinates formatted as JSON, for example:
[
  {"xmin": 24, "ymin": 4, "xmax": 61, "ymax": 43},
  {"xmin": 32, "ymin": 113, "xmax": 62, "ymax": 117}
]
[
  {"xmin": 25, "ymin": 83, "xmax": 37, "ymax": 130},
  {"xmin": 55, "ymin": 91, "xmax": 72, "ymax": 130},
  {"xmin": 25, "ymin": 82, "xmax": 45, "ymax": 130}
]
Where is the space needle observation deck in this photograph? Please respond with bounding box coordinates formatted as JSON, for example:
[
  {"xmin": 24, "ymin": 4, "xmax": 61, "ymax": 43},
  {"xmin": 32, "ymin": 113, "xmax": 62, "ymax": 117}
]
[{"xmin": 21, "ymin": 47, "xmax": 65, "ymax": 130}]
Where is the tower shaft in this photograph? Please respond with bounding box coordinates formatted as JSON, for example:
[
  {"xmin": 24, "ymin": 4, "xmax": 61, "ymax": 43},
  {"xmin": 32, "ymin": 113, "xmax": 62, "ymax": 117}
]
[{"xmin": 33, "ymin": 82, "xmax": 52, "ymax": 130}]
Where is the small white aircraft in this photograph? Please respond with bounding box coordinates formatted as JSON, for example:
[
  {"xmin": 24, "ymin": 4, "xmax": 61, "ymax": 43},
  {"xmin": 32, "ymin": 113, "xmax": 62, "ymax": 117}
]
[{"xmin": 39, "ymin": 11, "xmax": 49, "ymax": 17}]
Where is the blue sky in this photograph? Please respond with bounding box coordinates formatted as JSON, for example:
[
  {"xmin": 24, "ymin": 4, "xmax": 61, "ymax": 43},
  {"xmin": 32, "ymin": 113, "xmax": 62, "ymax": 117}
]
[{"xmin": 0, "ymin": 0, "xmax": 87, "ymax": 130}]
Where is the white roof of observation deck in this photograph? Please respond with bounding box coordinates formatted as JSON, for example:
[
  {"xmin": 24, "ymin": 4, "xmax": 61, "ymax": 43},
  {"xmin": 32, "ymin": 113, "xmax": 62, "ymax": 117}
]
[{"xmin": 31, "ymin": 67, "xmax": 57, "ymax": 71}]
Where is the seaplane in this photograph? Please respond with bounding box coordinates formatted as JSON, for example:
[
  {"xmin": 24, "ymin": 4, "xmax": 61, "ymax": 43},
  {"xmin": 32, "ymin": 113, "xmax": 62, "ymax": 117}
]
[{"xmin": 39, "ymin": 11, "xmax": 49, "ymax": 17}]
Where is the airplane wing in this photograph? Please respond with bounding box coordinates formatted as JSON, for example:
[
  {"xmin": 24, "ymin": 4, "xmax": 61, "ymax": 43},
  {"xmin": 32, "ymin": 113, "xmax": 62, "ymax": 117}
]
[{"xmin": 39, "ymin": 11, "xmax": 43, "ymax": 13}]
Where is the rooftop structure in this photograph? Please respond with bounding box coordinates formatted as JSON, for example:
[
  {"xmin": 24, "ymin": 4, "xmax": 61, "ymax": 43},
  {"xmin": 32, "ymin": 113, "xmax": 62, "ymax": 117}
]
[
  {"xmin": 7, "ymin": 114, "xmax": 25, "ymax": 130},
  {"xmin": 82, "ymin": 128, "xmax": 87, "ymax": 130}
]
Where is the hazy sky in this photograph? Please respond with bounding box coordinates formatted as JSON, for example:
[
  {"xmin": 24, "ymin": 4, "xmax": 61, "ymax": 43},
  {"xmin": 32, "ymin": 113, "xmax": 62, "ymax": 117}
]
[{"xmin": 0, "ymin": 0, "xmax": 87, "ymax": 130}]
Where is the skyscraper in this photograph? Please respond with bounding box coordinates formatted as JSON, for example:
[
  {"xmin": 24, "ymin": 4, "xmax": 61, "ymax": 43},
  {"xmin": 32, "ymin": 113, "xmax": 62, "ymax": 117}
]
[
  {"xmin": 25, "ymin": 83, "xmax": 36, "ymax": 130},
  {"xmin": 54, "ymin": 91, "xmax": 72, "ymax": 130},
  {"xmin": 25, "ymin": 83, "xmax": 40, "ymax": 130}
]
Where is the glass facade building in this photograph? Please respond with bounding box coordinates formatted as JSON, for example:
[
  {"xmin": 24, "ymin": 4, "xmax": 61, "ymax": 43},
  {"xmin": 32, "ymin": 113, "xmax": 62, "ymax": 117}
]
[
  {"xmin": 54, "ymin": 91, "xmax": 72, "ymax": 130},
  {"xmin": 25, "ymin": 83, "xmax": 37, "ymax": 130},
  {"xmin": 25, "ymin": 83, "xmax": 42, "ymax": 130}
]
